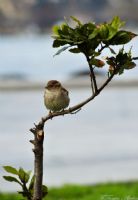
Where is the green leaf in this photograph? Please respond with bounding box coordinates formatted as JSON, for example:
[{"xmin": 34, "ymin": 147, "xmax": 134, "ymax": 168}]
[
  {"xmin": 25, "ymin": 173, "xmax": 30, "ymax": 183},
  {"xmin": 89, "ymin": 28, "xmax": 99, "ymax": 39},
  {"xmin": 87, "ymin": 22, "xmax": 96, "ymax": 32},
  {"xmin": 52, "ymin": 25, "xmax": 60, "ymax": 35},
  {"xmin": 103, "ymin": 17, "xmax": 125, "ymax": 42},
  {"xmin": 19, "ymin": 168, "xmax": 26, "ymax": 183},
  {"xmin": 53, "ymin": 40, "xmax": 61, "ymax": 48},
  {"xmin": 69, "ymin": 48, "xmax": 81, "ymax": 53},
  {"xmin": 3, "ymin": 166, "xmax": 18, "ymax": 175},
  {"xmin": 118, "ymin": 66, "xmax": 125, "ymax": 75},
  {"xmin": 3, "ymin": 176, "xmax": 21, "ymax": 185},
  {"xmin": 110, "ymin": 16, "xmax": 125, "ymax": 30},
  {"xmin": 54, "ymin": 46, "xmax": 70, "ymax": 56},
  {"xmin": 107, "ymin": 26, "xmax": 117, "ymax": 40},
  {"xmin": 27, "ymin": 170, "xmax": 32, "ymax": 177},
  {"xmin": 19, "ymin": 168, "xmax": 30, "ymax": 184},
  {"xmin": 53, "ymin": 38, "xmax": 73, "ymax": 48},
  {"xmin": 116, "ymin": 31, "xmax": 134, "ymax": 44},
  {"xmin": 70, "ymin": 16, "xmax": 82, "ymax": 26},
  {"xmin": 42, "ymin": 185, "xmax": 48, "ymax": 198},
  {"xmin": 61, "ymin": 24, "xmax": 70, "ymax": 35},
  {"xmin": 99, "ymin": 24, "xmax": 109, "ymax": 39},
  {"xmin": 109, "ymin": 47, "xmax": 116, "ymax": 55},
  {"xmin": 125, "ymin": 61, "xmax": 136, "ymax": 70},
  {"xmin": 88, "ymin": 50, "xmax": 101, "ymax": 57},
  {"xmin": 18, "ymin": 168, "xmax": 30, "ymax": 184},
  {"xmin": 109, "ymin": 31, "xmax": 137, "ymax": 45}
]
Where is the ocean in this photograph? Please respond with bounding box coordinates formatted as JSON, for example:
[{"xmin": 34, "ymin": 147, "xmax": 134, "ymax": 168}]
[
  {"xmin": 0, "ymin": 88, "xmax": 138, "ymax": 191},
  {"xmin": 0, "ymin": 34, "xmax": 138, "ymax": 82}
]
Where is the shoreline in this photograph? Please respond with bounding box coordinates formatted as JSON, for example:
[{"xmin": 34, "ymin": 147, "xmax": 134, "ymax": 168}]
[{"xmin": 0, "ymin": 79, "xmax": 138, "ymax": 91}]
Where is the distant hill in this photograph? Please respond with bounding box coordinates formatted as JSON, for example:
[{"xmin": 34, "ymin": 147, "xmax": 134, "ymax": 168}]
[{"xmin": 0, "ymin": 0, "xmax": 138, "ymax": 34}]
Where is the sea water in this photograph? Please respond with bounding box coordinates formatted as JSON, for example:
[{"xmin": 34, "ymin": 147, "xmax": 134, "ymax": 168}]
[
  {"xmin": 0, "ymin": 34, "xmax": 138, "ymax": 82},
  {"xmin": 0, "ymin": 88, "xmax": 138, "ymax": 191}
]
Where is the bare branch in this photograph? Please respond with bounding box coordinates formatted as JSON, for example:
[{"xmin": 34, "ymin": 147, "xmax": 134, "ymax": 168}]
[
  {"xmin": 30, "ymin": 140, "xmax": 35, "ymax": 145},
  {"xmin": 30, "ymin": 128, "xmax": 36, "ymax": 134}
]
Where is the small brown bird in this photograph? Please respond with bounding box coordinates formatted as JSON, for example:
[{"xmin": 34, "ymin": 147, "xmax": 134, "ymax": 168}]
[{"xmin": 44, "ymin": 80, "xmax": 70, "ymax": 112}]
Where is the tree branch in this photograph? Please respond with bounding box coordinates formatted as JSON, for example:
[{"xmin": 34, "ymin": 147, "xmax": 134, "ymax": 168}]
[
  {"xmin": 98, "ymin": 70, "xmax": 116, "ymax": 92},
  {"xmin": 30, "ymin": 64, "xmax": 120, "ymax": 200},
  {"xmin": 31, "ymin": 127, "xmax": 44, "ymax": 200},
  {"xmin": 85, "ymin": 55, "xmax": 98, "ymax": 93},
  {"xmin": 32, "ymin": 69, "xmax": 118, "ymax": 130}
]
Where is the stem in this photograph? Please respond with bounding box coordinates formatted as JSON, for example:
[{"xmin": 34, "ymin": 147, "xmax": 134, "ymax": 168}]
[
  {"xmin": 98, "ymin": 71, "xmax": 115, "ymax": 93},
  {"xmin": 98, "ymin": 43, "xmax": 108, "ymax": 53},
  {"xmin": 31, "ymin": 127, "xmax": 44, "ymax": 200},
  {"xmin": 22, "ymin": 182, "xmax": 32, "ymax": 200},
  {"xmin": 85, "ymin": 55, "xmax": 98, "ymax": 93}
]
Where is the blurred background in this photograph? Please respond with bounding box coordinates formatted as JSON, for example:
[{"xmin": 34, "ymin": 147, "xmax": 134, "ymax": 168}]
[{"xmin": 0, "ymin": 0, "xmax": 138, "ymax": 192}]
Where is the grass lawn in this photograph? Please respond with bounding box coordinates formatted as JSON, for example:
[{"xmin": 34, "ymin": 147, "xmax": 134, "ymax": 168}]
[{"xmin": 0, "ymin": 181, "xmax": 138, "ymax": 200}]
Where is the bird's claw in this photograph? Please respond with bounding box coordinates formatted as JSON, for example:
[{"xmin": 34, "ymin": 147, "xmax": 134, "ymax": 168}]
[{"xmin": 49, "ymin": 110, "xmax": 53, "ymax": 120}]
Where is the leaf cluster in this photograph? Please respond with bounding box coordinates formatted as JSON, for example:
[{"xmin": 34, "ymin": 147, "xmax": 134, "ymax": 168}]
[
  {"xmin": 107, "ymin": 47, "xmax": 137, "ymax": 75},
  {"xmin": 3, "ymin": 166, "xmax": 48, "ymax": 200},
  {"xmin": 52, "ymin": 16, "xmax": 137, "ymax": 57},
  {"xmin": 52, "ymin": 16, "xmax": 137, "ymax": 76}
]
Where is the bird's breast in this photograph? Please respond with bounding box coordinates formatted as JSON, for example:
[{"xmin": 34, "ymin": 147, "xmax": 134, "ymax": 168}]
[{"xmin": 44, "ymin": 89, "xmax": 69, "ymax": 111}]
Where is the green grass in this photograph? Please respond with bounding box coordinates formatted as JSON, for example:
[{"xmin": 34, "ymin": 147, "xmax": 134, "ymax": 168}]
[{"xmin": 1, "ymin": 181, "xmax": 138, "ymax": 200}]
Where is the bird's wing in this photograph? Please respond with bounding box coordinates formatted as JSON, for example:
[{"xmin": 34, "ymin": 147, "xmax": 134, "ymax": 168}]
[{"xmin": 62, "ymin": 87, "xmax": 69, "ymax": 96}]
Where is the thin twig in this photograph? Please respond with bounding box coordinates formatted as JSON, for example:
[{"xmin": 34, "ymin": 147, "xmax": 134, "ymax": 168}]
[
  {"xmin": 86, "ymin": 55, "xmax": 98, "ymax": 93},
  {"xmin": 98, "ymin": 44, "xmax": 108, "ymax": 53},
  {"xmin": 90, "ymin": 75, "xmax": 95, "ymax": 94},
  {"xmin": 132, "ymin": 57, "xmax": 138, "ymax": 60},
  {"xmin": 70, "ymin": 108, "xmax": 81, "ymax": 114}
]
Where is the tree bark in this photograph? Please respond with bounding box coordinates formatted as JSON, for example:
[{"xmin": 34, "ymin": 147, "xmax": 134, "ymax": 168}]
[{"xmin": 31, "ymin": 127, "xmax": 44, "ymax": 200}]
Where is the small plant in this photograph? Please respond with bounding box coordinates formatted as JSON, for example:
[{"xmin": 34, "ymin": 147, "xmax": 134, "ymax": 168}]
[
  {"xmin": 3, "ymin": 16, "xmax": 137, "ymax": 200},
  {"xmin": 3, "ymin": 166, "xmax": 47, "ymax": 200}
]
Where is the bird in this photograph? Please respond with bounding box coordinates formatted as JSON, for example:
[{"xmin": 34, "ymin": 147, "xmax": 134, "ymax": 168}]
[{"xmin": 44, "ymin": 80, "xmax": 70, "ymax": 112}]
